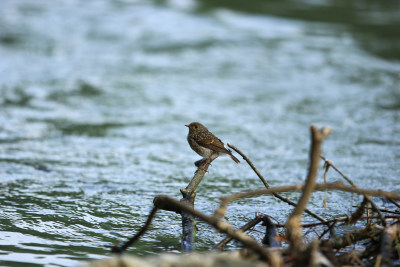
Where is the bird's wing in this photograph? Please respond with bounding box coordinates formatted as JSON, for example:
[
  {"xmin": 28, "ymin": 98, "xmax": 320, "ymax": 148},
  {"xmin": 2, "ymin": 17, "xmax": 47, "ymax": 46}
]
[{"xmin": 196, "ymin": 131, "xmax": 230, "ymax": 154}]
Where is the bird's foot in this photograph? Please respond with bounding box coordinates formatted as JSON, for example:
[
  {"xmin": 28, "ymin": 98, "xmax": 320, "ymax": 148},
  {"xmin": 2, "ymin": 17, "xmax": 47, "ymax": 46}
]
[
  {"xmin": 195, "ymin": 167, "xmax": 208, "ymax": 173},
  {"xmin": 195, "ymin": 158, "xmax": 210, "ymax": 167},
  {"xmin": 194, "ymin": 158, "xmax": 210, "ymax": 173},
  {"xmin": 194, "ymin": 159, "xmax": 204, "ymax": 167}
]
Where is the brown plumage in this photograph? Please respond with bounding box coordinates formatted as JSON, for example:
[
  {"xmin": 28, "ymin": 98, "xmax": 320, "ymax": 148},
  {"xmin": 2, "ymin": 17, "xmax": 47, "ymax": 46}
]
[{"xmin": 185, "ymin": 122, "xmax": 240, "ymax": 164}]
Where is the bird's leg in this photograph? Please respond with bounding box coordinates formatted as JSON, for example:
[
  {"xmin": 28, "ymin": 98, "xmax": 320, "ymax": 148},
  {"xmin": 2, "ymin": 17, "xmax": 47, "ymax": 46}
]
[
  {"xmin": 194, "ymin": 158, "xmax": 206, "ymax": 167},
  {"xmin": 194, "ymin": 158, "xmax": 210, "ymax": 173}
]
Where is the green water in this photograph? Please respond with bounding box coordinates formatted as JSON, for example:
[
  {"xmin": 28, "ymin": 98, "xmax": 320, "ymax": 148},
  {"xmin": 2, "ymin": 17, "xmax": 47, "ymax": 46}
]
[{"xmin": 0, "ymin": 0, "xmax": 399, "ymax": 266}]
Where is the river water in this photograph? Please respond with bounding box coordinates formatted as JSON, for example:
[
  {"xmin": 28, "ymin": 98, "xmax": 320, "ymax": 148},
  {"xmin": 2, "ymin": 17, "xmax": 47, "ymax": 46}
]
[{"xmin": 0, "ymin": 0, "xmax": 399, "ymax": 266}]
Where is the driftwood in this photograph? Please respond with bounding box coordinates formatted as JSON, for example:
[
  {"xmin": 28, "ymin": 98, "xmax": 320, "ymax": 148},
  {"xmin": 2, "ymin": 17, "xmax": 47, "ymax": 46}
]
[{"xmin": 111, "ymin": 125, "xmax": 400, "ymax": 266}]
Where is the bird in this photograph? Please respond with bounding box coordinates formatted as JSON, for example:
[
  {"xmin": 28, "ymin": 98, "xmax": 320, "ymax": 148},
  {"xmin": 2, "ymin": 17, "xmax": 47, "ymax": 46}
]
[{"xmin": 185, "ymin": 122, "xmax": 240, "ymax": 164}]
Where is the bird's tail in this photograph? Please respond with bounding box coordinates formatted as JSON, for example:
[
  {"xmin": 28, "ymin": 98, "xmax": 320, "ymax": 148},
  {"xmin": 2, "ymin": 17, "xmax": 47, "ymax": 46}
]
[{"xmin": 230, "ymin": 154, "xmax": 240, "ymax": 164}]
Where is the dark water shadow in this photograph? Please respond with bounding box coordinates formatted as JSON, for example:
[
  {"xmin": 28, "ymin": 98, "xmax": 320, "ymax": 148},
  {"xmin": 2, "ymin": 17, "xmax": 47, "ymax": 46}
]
[{"xmin": 195, "ymin": 0, "xmax": 400, "ymax": 60}]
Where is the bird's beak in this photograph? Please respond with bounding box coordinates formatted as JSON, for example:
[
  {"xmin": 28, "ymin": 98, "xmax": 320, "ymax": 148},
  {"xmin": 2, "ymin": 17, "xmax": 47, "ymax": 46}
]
[{"xmin": 185, "ymin": 125, "xmax": 189, "ymax": 127}]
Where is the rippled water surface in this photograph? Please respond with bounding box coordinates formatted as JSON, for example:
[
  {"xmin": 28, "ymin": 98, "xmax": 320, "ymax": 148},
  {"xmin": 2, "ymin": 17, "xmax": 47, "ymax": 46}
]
[{"xmin": 1, "ymin": 0, "xmax": 399, "ymax": 266}]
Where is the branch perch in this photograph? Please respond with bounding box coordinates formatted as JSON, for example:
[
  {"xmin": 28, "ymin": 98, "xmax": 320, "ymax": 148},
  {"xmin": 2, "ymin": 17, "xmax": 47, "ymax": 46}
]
[
  {"xmin": 180, "ymin": 152, "xmax": 219, "ymax": 251},
  {"xmin": 184, "ymin": 153, "xmax": 219, "ymax": 197}
]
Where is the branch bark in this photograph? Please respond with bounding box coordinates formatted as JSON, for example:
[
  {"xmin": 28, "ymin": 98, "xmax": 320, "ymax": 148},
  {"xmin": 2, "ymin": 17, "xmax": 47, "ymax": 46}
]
[
  {"xmin": 179, "ymin": 153, "xmax": 219, "ymax": 251},
  {"xmin": 184, "ymin": 153, "xmax": 219, "ymax": 197}
]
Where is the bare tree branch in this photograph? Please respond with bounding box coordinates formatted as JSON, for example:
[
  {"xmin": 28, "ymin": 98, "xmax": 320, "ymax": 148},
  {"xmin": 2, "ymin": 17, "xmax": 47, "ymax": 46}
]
[
  {"xmin": 185, "ymin": 152, "xmax": 219, "ymax": 197},
  {"xmin": 180, "ymin": 152, "xmax": 219, "ymax": 252},
  {"xmin": 227, "ymin": 142, "xmax": 327, "ymax": 223},
  {"xmin": 220, "ymin": 181, "xmax": 400, "ymax": 204},
  {"xmin": 320, "ymin": 155, "xmax": 388, "ymax": 225},
  {"xmin": 286, "ymin": 126, "xmax": 331, "ymax": 248},
  {"xmin": 213, "ymin": 214, "xmax": 264, "ymax": 250}
]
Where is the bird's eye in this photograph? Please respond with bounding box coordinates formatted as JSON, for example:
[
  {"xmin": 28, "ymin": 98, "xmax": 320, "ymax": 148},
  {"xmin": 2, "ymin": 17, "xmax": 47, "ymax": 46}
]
[{"xmin": 195, "ymin": 125, "xmax": 198, "ymax": 128}]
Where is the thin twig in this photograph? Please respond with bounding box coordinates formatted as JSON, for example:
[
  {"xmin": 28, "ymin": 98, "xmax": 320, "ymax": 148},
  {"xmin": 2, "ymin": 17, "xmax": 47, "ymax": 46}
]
[
  {"xmin": 359, "ymin": 207, "xmax": 400, "ymax": 215},
  {"xmin": 213, "ymin": 214, "xmax": 264, "ymax": 250},
  {"xmin": 227, "ymin": 143, "xmax": 269, "ymax": 188},
  {"xmin": 323, "ymin": 162, "xmax": 329, "ymax": 209},
  {"xmin": 320, "ymin": 155, "xmax": 355, "ymax": 187},
  {"xmin": 220, "ymin": 181, "xmax": 400, "ymax": 206},
  {"xmin": 111, "ymin": 206, "xmax": 158, "ymax": 254},
  {"xmin": 318, "ymin": 221, "xmax": 337, "ymax": 240},
  {"xmin": 387, "ymin": 198, "xmax": 400, "ymax": 209},
  {"xmin": 273, "ymin": 215, "xmax": 400, "ymax": 228},
  {"xmin": 348, "ymin": 196, "xmax": 369, "ymax": 225},
  {"xmin": 228, "ymin": 142, "xmax": 327, "ymax": 223},
  {"xmin": 320, "ymin": 155, "xmax": 388, "ymax": 225}
]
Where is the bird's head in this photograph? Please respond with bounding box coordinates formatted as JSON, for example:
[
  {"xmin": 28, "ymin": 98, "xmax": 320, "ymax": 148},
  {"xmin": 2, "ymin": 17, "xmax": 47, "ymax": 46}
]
[{"xmin": 185, "ymin": 122, "xmax": 207, "ymax": 132}]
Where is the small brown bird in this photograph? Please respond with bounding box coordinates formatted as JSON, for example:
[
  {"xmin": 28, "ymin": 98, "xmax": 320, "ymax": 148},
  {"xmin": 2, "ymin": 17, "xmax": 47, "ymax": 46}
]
[{"xmin": 185, "ymin": 122, "xmax": 240, "ymax": 164}]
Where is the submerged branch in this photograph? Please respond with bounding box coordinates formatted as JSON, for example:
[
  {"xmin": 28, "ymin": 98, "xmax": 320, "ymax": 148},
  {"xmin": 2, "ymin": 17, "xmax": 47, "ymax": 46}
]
[
  {"xmin": 262, "ymin": 216, "xmax": 281, "ymax": 248},
  {"xmin": 111, "ymin": 207, "xmax": 158, "ymax": 254},
  {"xmin": 154, "ymin": 195, "xmax": 274, "ymax": 261},
  {"xmin": 180, "ymin": 152, "xmax": 219, "ymax": 252}
]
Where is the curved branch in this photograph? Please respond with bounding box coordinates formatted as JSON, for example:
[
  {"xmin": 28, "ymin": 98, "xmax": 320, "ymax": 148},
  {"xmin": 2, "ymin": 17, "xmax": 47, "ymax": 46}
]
[
  {"xmin": 227, "ymin": 142, "xmax": 327, "ymax": 223},
  {"xmin": 111, "ymin": 207, "xmax": 158, "ymax": 254},
  {"xmin": 220, "ymin": 181, "xmax": 400, "ymax": 205},
  {"xmin": 320, "ymin": 155, "xmax": 388, "ymax": 225}
]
